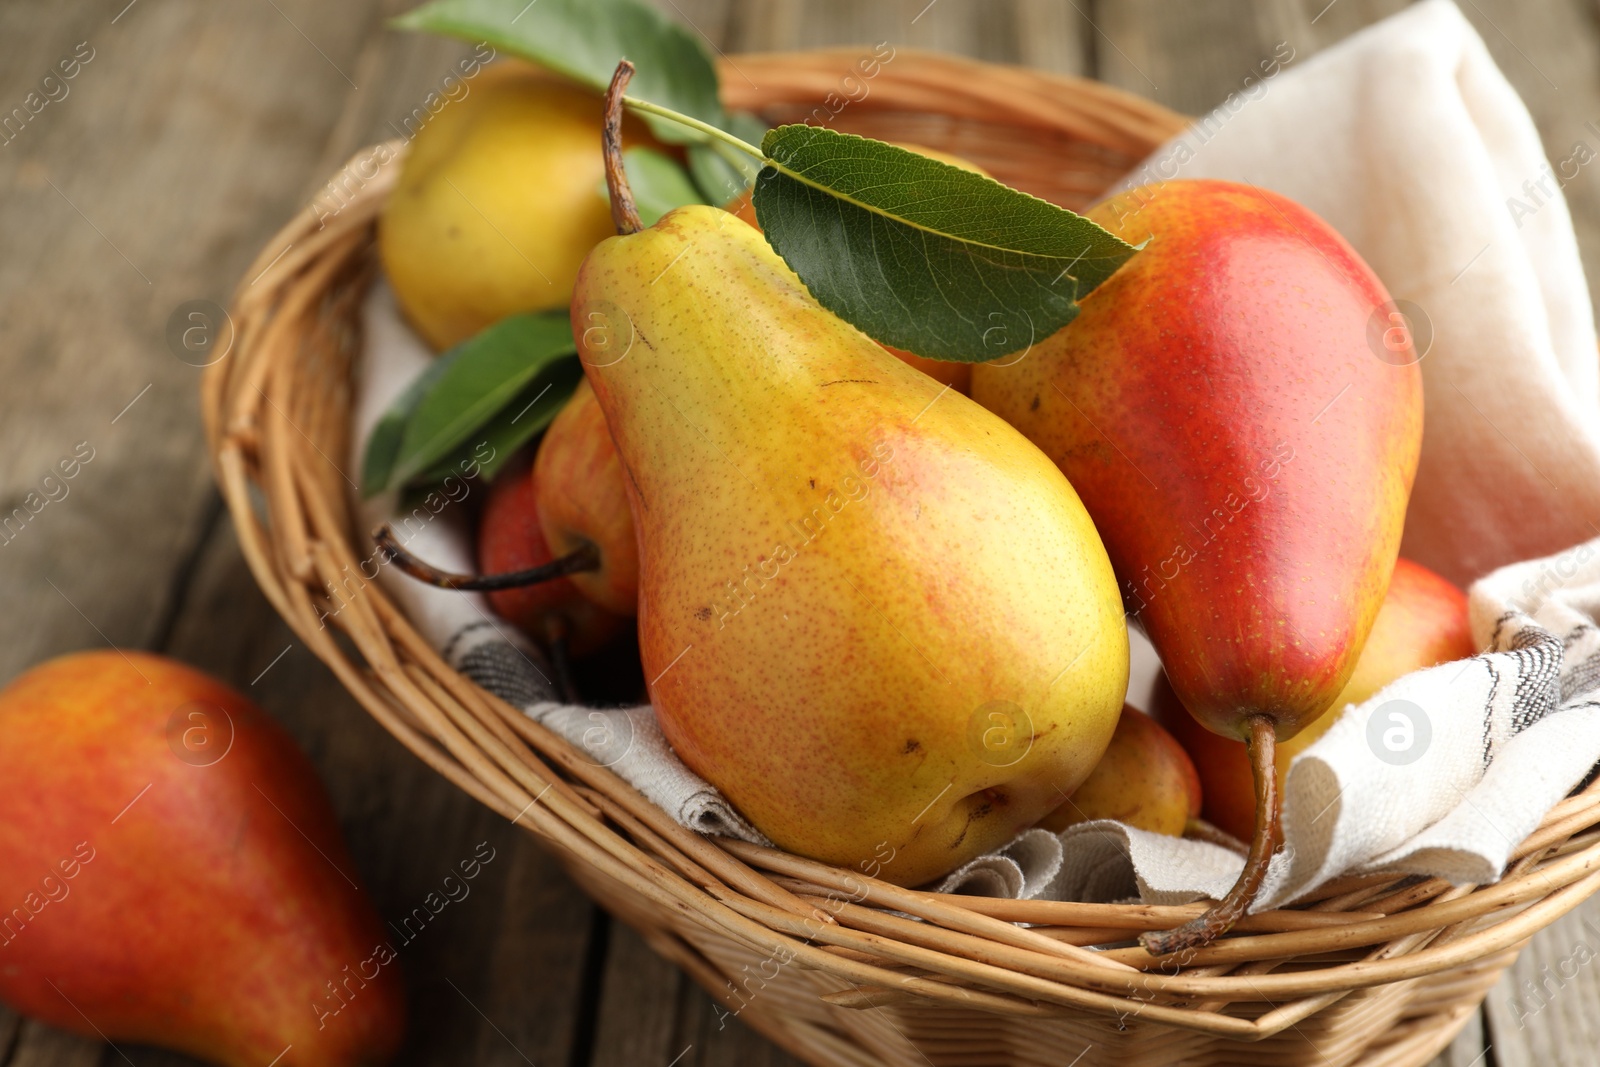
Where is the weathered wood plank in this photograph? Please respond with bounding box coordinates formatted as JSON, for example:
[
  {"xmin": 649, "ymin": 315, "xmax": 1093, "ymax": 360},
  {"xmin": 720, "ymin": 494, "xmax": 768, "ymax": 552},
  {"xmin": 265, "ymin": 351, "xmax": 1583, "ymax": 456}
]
[
  {"xmin": 1, "ymin": 1025, "xmax": 99, "ymax": 1067},
  {"xmin": 0, "ymin": 0, "xmax": 389, "ymax": 674},
  {"xmin": 1013, "ymin": 0, "xmax": 1092, "ymax": 78},
  {"xmin": 589, "ymin": 922, "xmax": 693, "ymax": 1066},
  {"xmin": 1482, "ymin": 904, "xmax": 1600, "ymax": 1066},
  {"xmin": 1428, "ymin": 1008, "xmax": 1486, "ymax": 1067},
  {"xmin": 0, "ymin": 0, "xmax": 598, "ymax": 1064},
  {"xmin": 1093, "ymin": 0, "xmax": 1275, "ymax": 115},
  {"xmin": 588, "ymin": 920, "xmax": 809, "ymax": 1067},
  {"xmin": 724, "ymin": 0, "xmax": 1022, "ymax": 64},
  {"xmin": 0, "ymin": 0, "xmax": 374, "ymax": 1063}
]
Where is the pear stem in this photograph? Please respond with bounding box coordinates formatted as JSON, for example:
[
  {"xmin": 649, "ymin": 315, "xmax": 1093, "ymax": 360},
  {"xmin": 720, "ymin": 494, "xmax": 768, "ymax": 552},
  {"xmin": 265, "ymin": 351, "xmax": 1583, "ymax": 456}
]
[
  {"xmin": 622, "ymin": 96, "xmax": 765, "ymax": 162},
  {"xmin": 373, "ymin": 524, "xmax": 600, "ymax": 591},
  {"xmin": 603, "ymin": 61, "xmax": 643, "ymax": 235},
  {"xmin": 1141, "ymin": 714, "xmax": 1281, "ymax": 958}
]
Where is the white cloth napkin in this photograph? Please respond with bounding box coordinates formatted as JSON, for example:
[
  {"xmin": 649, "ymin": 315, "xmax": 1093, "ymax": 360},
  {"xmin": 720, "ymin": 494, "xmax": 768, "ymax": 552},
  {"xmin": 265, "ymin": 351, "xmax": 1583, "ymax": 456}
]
[{"xmin": 348, "ymin": 0, "xmax": 1600, "ymax": 908}]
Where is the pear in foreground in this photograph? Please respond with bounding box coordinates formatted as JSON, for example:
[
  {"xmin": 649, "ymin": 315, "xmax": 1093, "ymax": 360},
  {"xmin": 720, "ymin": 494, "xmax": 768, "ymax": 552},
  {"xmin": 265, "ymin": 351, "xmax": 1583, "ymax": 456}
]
[
  {"xmin": 571, "ymin": 68, "xmax": 1129, "ymax": 885},
  {"xmin": 0, "ymin": 651, "xmax": 404, "ymax": 1066}
]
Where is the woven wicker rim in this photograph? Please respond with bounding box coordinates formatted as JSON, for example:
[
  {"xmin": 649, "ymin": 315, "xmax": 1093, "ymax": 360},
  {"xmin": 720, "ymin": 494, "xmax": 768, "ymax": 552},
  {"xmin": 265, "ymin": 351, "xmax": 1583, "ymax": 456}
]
[{"xmin": 202, "ymin": 49, "xmax": 1600, "ymax": 1041}]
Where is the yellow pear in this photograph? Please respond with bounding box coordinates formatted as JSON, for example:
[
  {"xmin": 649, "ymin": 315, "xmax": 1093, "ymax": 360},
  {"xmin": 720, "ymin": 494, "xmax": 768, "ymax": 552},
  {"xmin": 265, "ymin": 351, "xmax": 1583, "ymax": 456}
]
[
  {"xmin": 1038, "ymin": 706, "xmax": 1201, "ymax": 836},
  {"xmin": 573, "ymin": 204, "xmax": 1129, "ymax": 886},
  {"xmin": 379, "ymin": 61, "xmax": 658, "ymax": 350}
]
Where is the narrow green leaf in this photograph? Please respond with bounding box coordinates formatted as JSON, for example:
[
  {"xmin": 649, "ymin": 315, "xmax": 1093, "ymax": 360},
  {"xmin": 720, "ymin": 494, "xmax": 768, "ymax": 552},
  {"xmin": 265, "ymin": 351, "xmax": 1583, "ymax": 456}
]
[
  {"xmin": 410, "ymin": 355, "xmax": 583, "ymax": 486},
  {"xmin": 613, "ymin": 146, "xmax": 706, "ymax": 226},
  {"xmin": 752, "ymin": 125, "xmax": 1141, "ymax": 361},
  {"xmin": 393, "ymin": 0, "xmax": 725, "ymax": 145},
  {"xmin": 388, "ymin": 312, "xmax": 577, "ymax": 489},
  {"xmin": 361, "ymin": 347, "xmax": 466, "ymax": 497}
]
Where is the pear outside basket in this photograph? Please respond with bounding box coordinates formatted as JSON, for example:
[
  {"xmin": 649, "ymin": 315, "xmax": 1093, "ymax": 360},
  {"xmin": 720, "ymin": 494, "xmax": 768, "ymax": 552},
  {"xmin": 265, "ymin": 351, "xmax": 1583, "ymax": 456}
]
[{"xmin": 202, "ymin": 49, "xmax": 1600, "ymax": 1067}]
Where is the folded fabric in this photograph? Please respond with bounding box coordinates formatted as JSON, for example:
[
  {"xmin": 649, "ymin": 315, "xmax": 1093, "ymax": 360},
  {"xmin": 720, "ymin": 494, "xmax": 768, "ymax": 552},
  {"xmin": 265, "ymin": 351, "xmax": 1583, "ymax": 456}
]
[{"xmin": 1021, "ymin": 542, "xmax": 1600, "ymax": 910}]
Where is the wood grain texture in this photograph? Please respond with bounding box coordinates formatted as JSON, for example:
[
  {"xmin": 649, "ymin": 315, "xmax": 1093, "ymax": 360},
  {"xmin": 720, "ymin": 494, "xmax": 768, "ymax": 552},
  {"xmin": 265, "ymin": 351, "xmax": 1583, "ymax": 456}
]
[
  {"xmin": 588, "ymin": 922, "xmax": 807, "ymax": 1067},
  {"xmin": 0, "ymin": 1, "xmax": 603, "ymax": 1065},
  {"xmin": 1483, "ymin": 902, "xmax": 1600, "ymax": 1067}
]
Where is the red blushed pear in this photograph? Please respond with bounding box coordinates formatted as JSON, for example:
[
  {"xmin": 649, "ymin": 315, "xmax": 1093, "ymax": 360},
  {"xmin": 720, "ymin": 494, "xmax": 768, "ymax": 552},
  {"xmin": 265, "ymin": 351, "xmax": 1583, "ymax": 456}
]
[
  {"xmin": 478, "ymin": 450, "xmax": 626, "ymax": 656},
  {"xmin": 533, "ymin": 378, "xmax": 639, "ymax": 616},
  {"xmin": 1156, "ymin": 557, "xmax": 1475, "ymax": 842},
  {"xmin": 0, "ymin": 651, "xmax": 404, "ymax": 1067},
  {"xmin": 972, "ymin": 179, "xmax": 1424, "ymax": 952},
  {"xmin": 377, "ymin": 382, "xmax": 639, "ymax": 636}
]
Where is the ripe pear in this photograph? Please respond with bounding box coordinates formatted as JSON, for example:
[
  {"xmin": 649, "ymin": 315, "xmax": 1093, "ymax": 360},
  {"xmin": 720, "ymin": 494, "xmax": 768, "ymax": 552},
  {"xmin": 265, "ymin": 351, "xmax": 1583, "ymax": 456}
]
[
  {"xmin": 533, "ymin": 378, "xmax": 639, "ymax": 616},
  {"xmin": 1038, "ymin": 706, "xmax": 1200, "ymax": 836},
  {"xmin": 1156, "ymin": 557, "xmax": 1475, "ymax": 842},
  {"xmin": 972, "ymin": 179, "xmax": 1423, "ymax": 948},
  {"xmin": 572, "ymin": 193, "xmax": 1128, "ymax": 885},
  {"xmin": 0, "ymin": 651, "xmax": 403, "ymax": 1066},
  {"xmin": 479, "ymin": 450, "xmax": 625, "ymax": 655},
  {"xmin": 380, "ymin": 60, "xmax": 658, "ymax": 350},
  {"xmin": 724, "ymin": 142, "xmax": 984, "ymax": 395}
]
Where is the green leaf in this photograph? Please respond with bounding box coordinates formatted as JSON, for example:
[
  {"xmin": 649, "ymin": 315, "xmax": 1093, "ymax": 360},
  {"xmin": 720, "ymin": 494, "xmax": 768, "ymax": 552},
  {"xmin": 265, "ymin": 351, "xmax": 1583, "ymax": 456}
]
[
  {"xmin": 752, "ymin": 125, "xmax": 1141, "ymax": 361},
  {"xmin": 383, "ymin": 311, "xmax": 577, "ymax": 491},
  {"xmin": 393, "ymin": 0, "xmax": 725, "ymax": 145},
  {"xmin": 361, "ymin": 347, "xmax": 466, "ymax": 497},
  {"xmin": 615, "ymin": 146, "xmax": 706, "ymax": 226},
  {"xmin": 685, "ymin": 111, "xmax": 767, "ymax": 204},
  {"xmin": 409, "ymin": 355, "xmax": 583, "ymax": 486},
  {"xmin": 686, "ymin": 143, "xmax": 750, "ymax": 206}
]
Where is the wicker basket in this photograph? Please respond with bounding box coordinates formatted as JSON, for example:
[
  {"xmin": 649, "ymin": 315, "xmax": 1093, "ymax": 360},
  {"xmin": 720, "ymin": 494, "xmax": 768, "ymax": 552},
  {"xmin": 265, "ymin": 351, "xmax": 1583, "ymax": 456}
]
[{"xmin": 203, "ymin": 49, "xmax": 1600, "ymax": 1067}]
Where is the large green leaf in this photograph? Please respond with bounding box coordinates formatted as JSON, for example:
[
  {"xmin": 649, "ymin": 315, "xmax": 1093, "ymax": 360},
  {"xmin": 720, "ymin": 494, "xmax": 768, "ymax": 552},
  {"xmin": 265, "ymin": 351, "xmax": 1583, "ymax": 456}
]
[
  {"xmin": 411, "ymin": 355, "xmax": 583, "ymax": 486},
  {"xmin": 752, "ymin": 125, "xmax": 1141, "ymax": 361},
  {"xmin": 361, "ymin": 346, "xmax": 465, "ymax": 497},
  {"xmin": 376, "ymin": 311, "xmax": 577, "ymax": 493},
  {"xmin": 393, "ymin": 0, "xmax": 724, "ymax": 145}
]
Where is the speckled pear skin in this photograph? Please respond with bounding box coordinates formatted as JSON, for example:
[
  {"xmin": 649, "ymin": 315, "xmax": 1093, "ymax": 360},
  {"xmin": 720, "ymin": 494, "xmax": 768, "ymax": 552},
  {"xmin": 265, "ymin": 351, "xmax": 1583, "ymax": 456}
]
[
  {"xmin": 572, "ymin": 205, "xmax": 1129, "ymax": 887},
  {"xmin": 972, "ymin": 180, "xmax": 1424, "ymax": 742}
]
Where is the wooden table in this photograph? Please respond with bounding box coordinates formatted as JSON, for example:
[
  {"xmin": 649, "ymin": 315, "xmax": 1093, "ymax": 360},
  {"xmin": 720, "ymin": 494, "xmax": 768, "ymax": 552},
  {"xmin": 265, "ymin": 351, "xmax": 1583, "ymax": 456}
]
[{"xmin": 2, "ymin": 1, "xmax": 1597, "ymax": 1064}]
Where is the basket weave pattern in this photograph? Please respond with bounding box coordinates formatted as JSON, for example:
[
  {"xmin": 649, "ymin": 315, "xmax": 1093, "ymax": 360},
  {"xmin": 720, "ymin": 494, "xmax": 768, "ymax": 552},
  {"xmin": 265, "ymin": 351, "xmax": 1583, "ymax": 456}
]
[{"xmin": 203, "ymin": 50, "xmax": 1600, "ymax": 1067}]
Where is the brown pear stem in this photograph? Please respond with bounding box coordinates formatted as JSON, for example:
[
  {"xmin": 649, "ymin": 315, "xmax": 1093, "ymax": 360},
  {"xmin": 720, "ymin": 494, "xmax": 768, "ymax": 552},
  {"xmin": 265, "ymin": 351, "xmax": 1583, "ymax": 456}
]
[
  {"xmin": 1141, "ymin": 714, "xmax": 1281, "ymax": 958},
  {"xmin": 603, "ymin": 61, "xmax": 643, "ymax": 235},
  {"xmin": 373, "ymin": 524, "xmax": 599, "ymax": 591}
]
